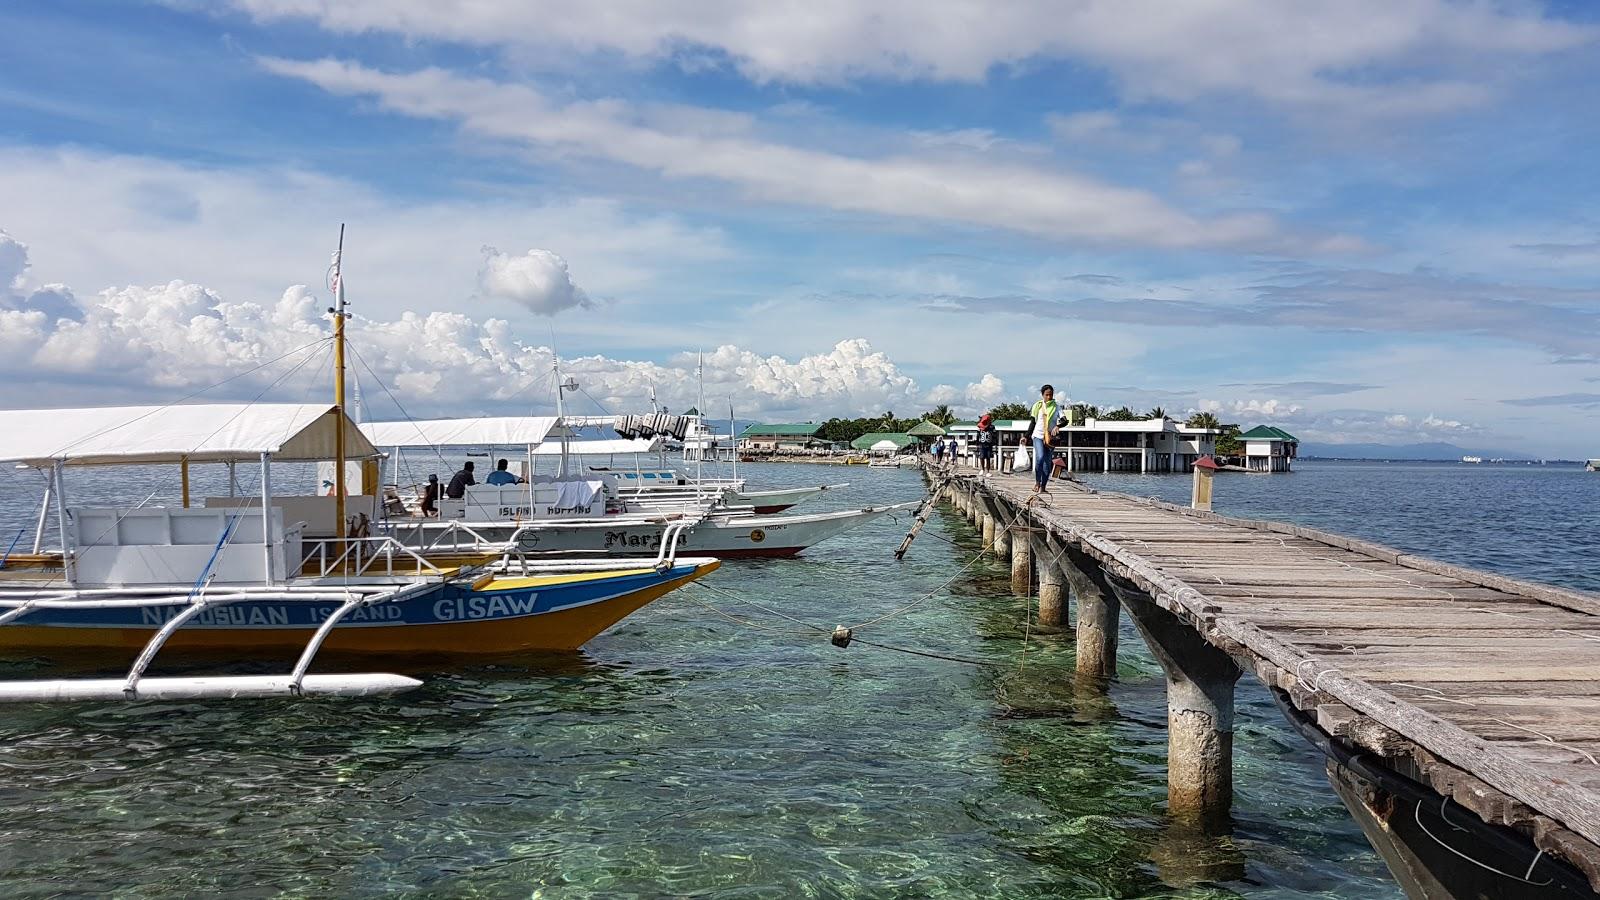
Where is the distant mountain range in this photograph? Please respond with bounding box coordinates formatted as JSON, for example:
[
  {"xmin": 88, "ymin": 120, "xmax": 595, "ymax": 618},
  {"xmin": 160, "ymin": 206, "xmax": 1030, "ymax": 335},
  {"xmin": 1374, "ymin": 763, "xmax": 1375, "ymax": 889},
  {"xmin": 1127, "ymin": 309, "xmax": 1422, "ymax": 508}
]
[{"xmin": 1299, "ymin": 441, "xmax": 1534, "ymax": 461}]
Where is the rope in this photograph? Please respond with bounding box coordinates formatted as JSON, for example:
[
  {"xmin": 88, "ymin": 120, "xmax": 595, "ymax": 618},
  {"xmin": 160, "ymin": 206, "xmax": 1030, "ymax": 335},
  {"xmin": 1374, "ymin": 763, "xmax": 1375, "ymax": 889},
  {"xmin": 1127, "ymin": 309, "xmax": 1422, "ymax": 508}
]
[
  {"xmin": 1413, "ymin": 798, "xmax": 1553, "ymax": 886},
  {"xmin": 685, "ymin": 579, "xmax": 999, "ymax": 668}
]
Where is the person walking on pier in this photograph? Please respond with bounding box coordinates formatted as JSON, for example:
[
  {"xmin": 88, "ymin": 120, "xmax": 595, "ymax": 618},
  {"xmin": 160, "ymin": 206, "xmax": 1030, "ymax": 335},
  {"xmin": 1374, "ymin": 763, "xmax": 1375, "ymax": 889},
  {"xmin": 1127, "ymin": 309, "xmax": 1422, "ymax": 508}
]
[
  {"xmin": 932, "ymin": 438, "xmax": 945, "ymax": 465},
  {"xmin": 976, "ymin": 414, "xmax": 996, "ymax": 474},
  {"xmin": 1029, "ymin": 384, "xmax": 1060, "ymax": 494}
]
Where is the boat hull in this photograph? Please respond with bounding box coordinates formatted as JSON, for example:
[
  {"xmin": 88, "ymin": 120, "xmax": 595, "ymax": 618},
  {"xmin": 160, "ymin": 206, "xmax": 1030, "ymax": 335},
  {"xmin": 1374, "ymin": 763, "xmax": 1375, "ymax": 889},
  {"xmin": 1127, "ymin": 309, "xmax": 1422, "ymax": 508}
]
[
  {"xmin": 0, "ymin": 562, "xmax": 719, "ymax": 658},
  {"xmin": 726, "ymin": 483, "xmax": 846, "ymax": 515},
  {"xmin": 502, "ymin": 504, "xmax": 915, "ymax": 558}
]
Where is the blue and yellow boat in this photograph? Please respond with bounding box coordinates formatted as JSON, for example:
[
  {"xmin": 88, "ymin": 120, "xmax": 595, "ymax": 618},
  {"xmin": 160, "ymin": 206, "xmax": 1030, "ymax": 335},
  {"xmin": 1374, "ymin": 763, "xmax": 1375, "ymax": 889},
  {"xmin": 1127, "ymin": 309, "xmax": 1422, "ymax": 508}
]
[{"xmin": 1, "ymin": 559, "xmax": 719, "ymax": 659}]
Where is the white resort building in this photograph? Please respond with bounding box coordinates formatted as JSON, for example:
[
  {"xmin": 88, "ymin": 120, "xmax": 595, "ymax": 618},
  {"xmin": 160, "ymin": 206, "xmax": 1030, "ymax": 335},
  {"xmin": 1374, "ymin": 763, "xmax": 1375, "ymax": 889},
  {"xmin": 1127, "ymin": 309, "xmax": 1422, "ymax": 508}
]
[{"xmin": 948, "ymin": 417, "xmax": 1218, "ymax": 473}]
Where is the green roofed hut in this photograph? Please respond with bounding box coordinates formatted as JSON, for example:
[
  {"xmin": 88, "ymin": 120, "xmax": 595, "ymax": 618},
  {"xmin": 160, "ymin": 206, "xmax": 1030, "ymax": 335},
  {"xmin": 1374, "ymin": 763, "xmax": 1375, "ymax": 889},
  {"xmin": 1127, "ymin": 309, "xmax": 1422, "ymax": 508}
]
[
  {"xmin": 738, "ymin": 422, "xmax": 829, "ymax": 453},
  {"xmin": 850, "ymin": 432, "xmax": 918, "ymax": 455},
  {"xmin": 1238, "ymin": 425, "xmax": 1300, "ymax": 473},
  {"xmin": 906, "ymin": 420, "xmax": 946, "ymax": 447}
]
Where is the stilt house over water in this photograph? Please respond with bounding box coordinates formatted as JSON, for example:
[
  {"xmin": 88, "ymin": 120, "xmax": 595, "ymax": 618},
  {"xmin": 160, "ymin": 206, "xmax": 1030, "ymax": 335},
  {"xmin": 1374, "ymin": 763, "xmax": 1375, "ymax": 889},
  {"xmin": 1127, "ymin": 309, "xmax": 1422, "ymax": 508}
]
[{"xmin": 1238, "ymin": 425, "xmax": 1300, "ymax": 472}]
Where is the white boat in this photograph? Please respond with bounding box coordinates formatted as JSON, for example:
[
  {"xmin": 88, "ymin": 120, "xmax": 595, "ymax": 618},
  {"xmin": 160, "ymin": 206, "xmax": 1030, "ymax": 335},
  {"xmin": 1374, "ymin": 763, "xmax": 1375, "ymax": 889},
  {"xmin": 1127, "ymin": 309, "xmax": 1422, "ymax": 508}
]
[
  {"xmin": 394, "ymin": 501, "xmax": 915, "ymax": 559},
  {"xmin": 1461, "ymin": 455, "xmax": 1483, "ymax": 464},
  {"xmin": 1586, "ymin": 459, "xmax": 1599, "ymax": 472},
  {"xmin": 589, "ymin": 465, "xmax": 846, "ymax": 514},
  {"xmin": 360, "ymin": 415, "xmax": 913, "ymax": 558}
]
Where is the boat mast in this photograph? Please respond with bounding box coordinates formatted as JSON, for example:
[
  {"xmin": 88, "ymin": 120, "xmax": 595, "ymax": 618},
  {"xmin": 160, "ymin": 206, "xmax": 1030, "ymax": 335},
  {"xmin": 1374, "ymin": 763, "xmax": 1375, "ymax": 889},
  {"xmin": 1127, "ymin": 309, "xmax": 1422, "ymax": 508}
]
[
  {"xmin": 695, "ymin": 352, "xmax": 705, "ymax": 482},
  {"xmin": 553, "ymin": 355, "xmax": 570, "ymax": 477},
  {"xmin": 331, "ymin": 224, "xmax": 348, "ymax": 547}
]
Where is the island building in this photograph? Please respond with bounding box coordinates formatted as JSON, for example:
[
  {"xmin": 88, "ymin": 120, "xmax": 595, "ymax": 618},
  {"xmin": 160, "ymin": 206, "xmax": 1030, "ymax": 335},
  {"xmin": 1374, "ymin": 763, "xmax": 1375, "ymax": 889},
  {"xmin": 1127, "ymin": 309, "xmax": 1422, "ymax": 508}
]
[
  {"xmin": 850, "ymin": 432, "xmax": 919, "ymax": 455},
  {"xmin": 1237, "ymin": 425, "xmax": 1300, "ymax": 473},
  {"xmin": 948, "ymin": 417, "xmax": 1219, "ymax": 473},
  {"xmin": 737, "ymin": 423, "xmax": 831, "ymax": 453},
  {"xmin": 905, "ymin": 420, "xmax": 947, "ymax": 448}
]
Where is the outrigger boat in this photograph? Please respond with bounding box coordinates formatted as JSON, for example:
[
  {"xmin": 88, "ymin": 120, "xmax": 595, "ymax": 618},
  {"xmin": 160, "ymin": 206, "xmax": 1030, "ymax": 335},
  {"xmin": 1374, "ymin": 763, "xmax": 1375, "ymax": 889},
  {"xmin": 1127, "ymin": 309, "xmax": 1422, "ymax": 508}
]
[
  {"xmin": 0, "ymin": 234, "xmax": 717, "ymax": 702},
  {"xmin": 0, "ymin": 403, "xmax": 717, "ymax": 701},
  {"xmin": 444, "ymin": 423, "xmax": 846, "ymax": 515},
  {"xmin": 361, "ymin": 416, "xmax": 914, "ymax": 560}
]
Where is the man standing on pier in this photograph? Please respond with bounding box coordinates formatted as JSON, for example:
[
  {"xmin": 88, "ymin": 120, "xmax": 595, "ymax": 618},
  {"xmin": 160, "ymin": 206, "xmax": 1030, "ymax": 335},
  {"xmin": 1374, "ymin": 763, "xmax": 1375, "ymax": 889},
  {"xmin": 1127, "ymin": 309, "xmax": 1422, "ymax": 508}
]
[{"xmin": 1029, "ymin": 385, "xmax": 1060, "ymax": 494}]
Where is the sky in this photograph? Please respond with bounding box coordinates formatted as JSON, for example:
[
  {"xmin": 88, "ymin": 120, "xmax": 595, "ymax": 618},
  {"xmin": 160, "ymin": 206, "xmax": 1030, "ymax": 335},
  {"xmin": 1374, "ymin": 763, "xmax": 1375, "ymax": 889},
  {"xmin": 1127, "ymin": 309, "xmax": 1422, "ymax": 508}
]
[{"xmin": 1, "ymin": 1, "xmax": 1598, "ymax": 456}]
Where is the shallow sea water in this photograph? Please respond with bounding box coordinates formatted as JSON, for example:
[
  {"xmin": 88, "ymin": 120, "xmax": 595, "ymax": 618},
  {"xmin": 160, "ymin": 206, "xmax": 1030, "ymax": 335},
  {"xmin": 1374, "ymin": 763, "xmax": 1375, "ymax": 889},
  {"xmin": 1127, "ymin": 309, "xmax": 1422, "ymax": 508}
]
[{"xmin": 1, "ymin": 459, "xmax": 1590, "ymax": 897}]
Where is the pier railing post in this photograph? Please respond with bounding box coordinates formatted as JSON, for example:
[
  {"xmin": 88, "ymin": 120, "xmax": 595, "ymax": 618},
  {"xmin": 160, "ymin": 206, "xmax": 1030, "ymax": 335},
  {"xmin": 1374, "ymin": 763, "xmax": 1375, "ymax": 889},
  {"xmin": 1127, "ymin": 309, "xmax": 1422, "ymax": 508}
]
[
  {"xmin": 1110, "ymin": 576, "xmax": 1240, "ymax": 830},
  {"xmin": 1061, "ymin": 546, "xmax": 1119, "ymax": 679}
]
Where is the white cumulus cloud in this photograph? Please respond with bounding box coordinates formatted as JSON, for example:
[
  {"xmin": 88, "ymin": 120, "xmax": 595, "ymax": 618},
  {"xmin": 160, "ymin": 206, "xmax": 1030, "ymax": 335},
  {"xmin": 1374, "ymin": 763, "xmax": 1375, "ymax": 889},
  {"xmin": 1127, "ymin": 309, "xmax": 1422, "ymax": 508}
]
[
  {"xmin": 478, "ymin": 247, "xmax": 591, "ymax": 315},
  {"xmin": 0, "ymin": 229, "xmax": 956, "ymax": 420}
]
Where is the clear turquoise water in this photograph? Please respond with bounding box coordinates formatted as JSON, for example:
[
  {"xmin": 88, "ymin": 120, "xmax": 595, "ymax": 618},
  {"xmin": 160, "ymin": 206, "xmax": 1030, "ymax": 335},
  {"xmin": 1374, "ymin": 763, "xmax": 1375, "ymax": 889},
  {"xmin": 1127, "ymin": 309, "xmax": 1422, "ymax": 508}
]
[{"xmin": 2, "ymin": 459, "xmax": 1589, "ymax": 897}]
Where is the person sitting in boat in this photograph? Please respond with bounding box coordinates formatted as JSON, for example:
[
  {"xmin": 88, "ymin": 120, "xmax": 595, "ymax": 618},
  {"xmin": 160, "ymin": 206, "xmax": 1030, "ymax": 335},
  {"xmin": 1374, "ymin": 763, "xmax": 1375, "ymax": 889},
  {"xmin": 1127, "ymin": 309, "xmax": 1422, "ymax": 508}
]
[
  {"xmin": 485, "ymin": 458, "xmax": 522, "ymax": 485},
  {"xmin": 446, "ymin": 461, "xmax": 476, "ymax": 499},
  {"xmin": 420, "ymin": 474, "xmax": 440, "ymax": 516}
]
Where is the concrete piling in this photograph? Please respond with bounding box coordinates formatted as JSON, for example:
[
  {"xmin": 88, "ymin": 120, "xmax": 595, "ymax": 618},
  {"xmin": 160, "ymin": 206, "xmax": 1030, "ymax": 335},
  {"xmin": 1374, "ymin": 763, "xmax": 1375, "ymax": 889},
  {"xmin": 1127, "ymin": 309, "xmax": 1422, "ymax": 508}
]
[
  {"xmin": 1112, "ymin": 577, "xmax": 1240, "ymax": 830},
  {"xmin": 1032, "ymin": 535, "xmax": 1066, "ymax": 632},
  {"xmin": 1061, "ymin": 546, "xmax": 1119, "ymax": 680},
  {"xmin": 1009, "ymin": 524, "xmax": 1032, "ymax": 595}
]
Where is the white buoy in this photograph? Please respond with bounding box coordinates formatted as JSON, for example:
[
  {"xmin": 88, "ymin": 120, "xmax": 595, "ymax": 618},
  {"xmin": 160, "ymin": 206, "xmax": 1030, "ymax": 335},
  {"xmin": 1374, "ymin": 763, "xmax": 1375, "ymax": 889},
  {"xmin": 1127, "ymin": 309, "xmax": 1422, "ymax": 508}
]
[{"xmin": 0, "ymin": 673, "xmax": 423, "ymax": 702}]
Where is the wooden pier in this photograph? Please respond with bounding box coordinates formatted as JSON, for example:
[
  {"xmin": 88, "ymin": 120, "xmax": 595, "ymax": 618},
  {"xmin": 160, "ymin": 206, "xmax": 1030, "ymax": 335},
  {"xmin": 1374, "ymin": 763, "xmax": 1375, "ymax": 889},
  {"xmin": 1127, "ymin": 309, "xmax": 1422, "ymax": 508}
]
[{"xmin": 935, "ymin": 466, "xmax": 1600, "ymax": 895}]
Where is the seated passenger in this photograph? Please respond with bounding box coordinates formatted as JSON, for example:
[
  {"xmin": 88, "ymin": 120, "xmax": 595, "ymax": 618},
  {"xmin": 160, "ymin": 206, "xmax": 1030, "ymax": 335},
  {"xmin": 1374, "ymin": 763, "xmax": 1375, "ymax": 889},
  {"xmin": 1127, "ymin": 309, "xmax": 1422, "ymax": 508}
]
[
  {"xmin": 446, "ymin": 461, "xmax": 476, "ymax": 499},
  {"xmin": 419, "ymin": 474, "xmax": 440, "ymax": 516},
  {"xmin": 485, "ymin": 458, "xmax": 521, "ymax": 485}
]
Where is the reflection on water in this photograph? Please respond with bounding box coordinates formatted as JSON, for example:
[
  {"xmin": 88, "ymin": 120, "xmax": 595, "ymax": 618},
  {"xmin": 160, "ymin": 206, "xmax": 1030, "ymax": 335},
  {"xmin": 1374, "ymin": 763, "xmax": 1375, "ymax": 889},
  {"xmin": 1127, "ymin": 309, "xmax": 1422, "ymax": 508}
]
[{"xmin": 8, "ymin": 460, "xmax": 1576, "ymax": 896}]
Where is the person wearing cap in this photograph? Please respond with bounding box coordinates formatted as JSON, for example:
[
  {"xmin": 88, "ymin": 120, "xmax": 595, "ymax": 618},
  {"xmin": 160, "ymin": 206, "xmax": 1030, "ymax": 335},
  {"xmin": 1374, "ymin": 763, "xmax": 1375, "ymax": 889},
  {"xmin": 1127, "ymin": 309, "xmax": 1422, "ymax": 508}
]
[
  {"xmin": 419, "ymin": 474, "xmax": 440, "ymax": 517},
  {"xmin": 976, "ymin": 414, "xmax": 997, "ymax": 473},
  {"xmin": 1029, "ymin": 385, "xmax": 1061, "ymax": 493}
]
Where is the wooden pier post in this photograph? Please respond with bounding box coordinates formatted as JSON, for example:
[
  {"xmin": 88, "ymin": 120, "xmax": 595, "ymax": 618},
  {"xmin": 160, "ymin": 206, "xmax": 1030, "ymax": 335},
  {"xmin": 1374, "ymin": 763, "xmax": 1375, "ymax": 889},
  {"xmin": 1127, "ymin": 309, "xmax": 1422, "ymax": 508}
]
[
  {"xmin": 1111, "ymin": 576, "xmax": 1240, "ymax": 830},
  {"xmin": 1032, "ymin": 534, "xmax": 1066, "ymax": 632},
  {"xmin": 1061, "ymin": 546, "xmax": 1119, "ymax": 679}
]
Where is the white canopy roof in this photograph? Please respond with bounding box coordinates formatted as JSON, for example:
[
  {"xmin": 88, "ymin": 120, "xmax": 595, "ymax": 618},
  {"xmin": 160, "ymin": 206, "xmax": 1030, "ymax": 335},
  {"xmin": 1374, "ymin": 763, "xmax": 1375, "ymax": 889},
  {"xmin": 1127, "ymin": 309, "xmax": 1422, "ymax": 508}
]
[
  {"xmin": 0, "ymin": 404, "xmax": 377, "ymax": 467},
  {"xmin": 533, "ymin": 437, "xmax": 663, "ymax": 456},
  {"xmin": 360, "ymin": 416, "xmax": 561, "ymax": 449}
]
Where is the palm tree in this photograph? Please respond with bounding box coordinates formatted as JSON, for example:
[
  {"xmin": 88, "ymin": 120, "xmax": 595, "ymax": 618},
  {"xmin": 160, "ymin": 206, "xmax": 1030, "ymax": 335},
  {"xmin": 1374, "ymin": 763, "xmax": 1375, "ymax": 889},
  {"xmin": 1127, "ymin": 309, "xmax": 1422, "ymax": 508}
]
[
  {"xmin": 1146, "ymin": 406, "xmax": 1167, "ymax": 420},
  {"xmin": 926, "ymin": 404, "xmax": 955, "ymax": 428},
  {"xmin": 1185, "ymin": 411, "xmax": 1223, "ymax": 430}
]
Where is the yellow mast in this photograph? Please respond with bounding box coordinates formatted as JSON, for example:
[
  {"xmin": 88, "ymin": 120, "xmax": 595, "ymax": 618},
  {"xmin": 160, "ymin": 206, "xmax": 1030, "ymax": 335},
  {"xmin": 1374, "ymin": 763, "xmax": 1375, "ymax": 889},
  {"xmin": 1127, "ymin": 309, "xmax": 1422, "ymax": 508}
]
[{"xmin": 332, "ymin": 224, "xmax": 348, "ymax": 548}]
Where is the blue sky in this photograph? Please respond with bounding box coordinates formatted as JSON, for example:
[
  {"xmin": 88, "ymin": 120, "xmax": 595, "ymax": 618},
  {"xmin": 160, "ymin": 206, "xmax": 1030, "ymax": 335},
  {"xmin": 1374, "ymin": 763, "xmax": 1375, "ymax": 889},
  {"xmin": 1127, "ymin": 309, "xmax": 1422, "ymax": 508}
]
[{"xmin": 1, "ymin": 1, "xmax": 1599, "ymax": 456}]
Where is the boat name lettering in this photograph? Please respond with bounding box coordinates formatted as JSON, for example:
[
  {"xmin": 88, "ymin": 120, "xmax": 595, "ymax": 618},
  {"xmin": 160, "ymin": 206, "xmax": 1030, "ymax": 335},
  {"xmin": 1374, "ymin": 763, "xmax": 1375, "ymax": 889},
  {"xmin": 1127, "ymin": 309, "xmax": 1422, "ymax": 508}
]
[
  {"xmin": 498, "ymin": 506, "xmax": 533, "ymax": 517},
  {"xmin": 546, "ymin": 504, "xmax": 595, "ymax": 515},
  {"xmin": 604, "ymin": 530, "xmax": 660, "ymax": 549},
  {"xmin": 138, "ymin": 605, "xmax": 293, "ymax": 627},
  {"xmin": 433, "ymin": 593, "xmax": 542, "ymax": 621}
]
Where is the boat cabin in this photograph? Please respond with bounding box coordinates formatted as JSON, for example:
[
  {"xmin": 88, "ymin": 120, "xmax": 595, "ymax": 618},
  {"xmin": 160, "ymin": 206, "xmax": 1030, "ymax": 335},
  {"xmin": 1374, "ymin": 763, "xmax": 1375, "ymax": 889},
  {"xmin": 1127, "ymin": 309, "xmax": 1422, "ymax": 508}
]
[{"xmin": 0, "ymin": 403, "xmax": 380, "ymax": 586}]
